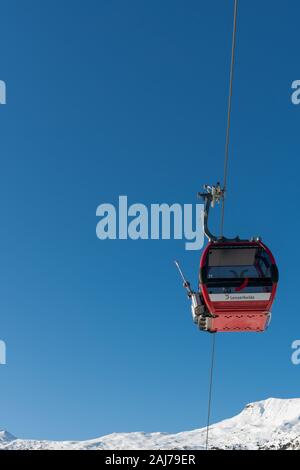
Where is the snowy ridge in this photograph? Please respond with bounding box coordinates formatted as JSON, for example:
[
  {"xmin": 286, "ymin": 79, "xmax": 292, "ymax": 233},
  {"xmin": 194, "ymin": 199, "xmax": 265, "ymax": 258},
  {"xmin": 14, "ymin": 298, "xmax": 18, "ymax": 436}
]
[{"xmin": 1, "ymin": 398, "xmax": 300, "ymax": 450}]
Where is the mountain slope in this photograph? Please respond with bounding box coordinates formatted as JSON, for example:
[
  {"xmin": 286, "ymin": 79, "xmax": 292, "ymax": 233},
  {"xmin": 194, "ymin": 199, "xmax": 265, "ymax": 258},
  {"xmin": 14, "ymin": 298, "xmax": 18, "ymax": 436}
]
[{"xmin": 1, "ymin": 398, "xmax": 300, "ymax": 450}]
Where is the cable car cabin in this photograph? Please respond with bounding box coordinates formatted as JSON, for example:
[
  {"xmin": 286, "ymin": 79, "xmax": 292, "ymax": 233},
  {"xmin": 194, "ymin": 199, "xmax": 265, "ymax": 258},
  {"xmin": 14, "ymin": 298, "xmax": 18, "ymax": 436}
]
[{"xmin": 199, "ymin": 241, "xmax": 278, "ymax": 333}]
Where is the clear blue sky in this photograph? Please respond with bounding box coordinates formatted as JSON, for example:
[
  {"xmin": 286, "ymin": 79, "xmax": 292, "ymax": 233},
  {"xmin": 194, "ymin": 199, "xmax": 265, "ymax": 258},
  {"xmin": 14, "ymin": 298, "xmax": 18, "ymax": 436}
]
[{"xmin": 0, "ymin": 0, "xmax": 299, "ymax": 441}]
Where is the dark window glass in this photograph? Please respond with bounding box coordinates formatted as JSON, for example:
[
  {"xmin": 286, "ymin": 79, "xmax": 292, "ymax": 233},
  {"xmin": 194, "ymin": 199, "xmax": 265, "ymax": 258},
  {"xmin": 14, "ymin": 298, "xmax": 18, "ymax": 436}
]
[
  {"xmin": 208, "ymin": 248, "xmax": 256, "ymax": 267},
  {"xmin": 204, "ymin": 247, "xmax": 273, "ymax": 293}
]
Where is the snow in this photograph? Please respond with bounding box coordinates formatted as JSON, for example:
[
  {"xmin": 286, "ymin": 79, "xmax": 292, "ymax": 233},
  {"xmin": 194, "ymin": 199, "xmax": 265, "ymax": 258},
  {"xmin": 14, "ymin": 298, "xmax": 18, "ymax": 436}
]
[
  {"xmin": 0, "ymin": 430, "xmax": 16, "ymax": 442},
  {"xmin": 1, "ymin": 398, "xmax": 300, "ymax": 450}
]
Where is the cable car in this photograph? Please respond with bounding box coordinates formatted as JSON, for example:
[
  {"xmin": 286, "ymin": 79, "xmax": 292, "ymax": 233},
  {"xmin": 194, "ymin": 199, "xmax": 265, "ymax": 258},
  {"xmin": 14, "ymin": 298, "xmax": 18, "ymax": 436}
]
[
  {"xmin": 198, "ymin": 240, "xmax": 278, "ymax": 332},
  {"xmin": 175, "ymin": 183, "xmax": 279, "ymax": 333}
]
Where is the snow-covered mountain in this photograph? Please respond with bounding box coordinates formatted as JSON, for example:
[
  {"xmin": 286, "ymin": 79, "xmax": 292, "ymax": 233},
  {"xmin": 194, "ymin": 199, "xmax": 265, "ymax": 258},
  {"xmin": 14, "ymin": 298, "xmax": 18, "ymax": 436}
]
[{"xmin": 1, "ymin": 398, "xmax": 300, "ymax": 450}]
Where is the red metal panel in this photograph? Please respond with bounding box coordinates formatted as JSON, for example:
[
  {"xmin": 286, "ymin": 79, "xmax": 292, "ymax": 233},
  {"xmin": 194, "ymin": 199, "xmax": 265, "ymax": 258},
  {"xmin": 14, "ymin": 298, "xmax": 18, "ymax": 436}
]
[{"xmin": 209, "ymin": 312, "xmax": 269, "ymax": 332}]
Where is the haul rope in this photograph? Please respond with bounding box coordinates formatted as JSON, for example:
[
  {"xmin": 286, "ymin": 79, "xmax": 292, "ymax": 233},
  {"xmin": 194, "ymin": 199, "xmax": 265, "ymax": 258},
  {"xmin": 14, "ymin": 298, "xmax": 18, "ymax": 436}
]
[{"xmin": 205, "ymin": 0, "xmax": 238, "ymax": 450}]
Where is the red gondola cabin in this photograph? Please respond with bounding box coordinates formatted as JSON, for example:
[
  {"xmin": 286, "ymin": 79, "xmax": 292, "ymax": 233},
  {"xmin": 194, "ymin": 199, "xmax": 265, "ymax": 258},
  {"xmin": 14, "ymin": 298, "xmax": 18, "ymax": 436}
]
[{"xmin": 199, "ymin": 240, "xmax": 278, "ymax": 332}]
